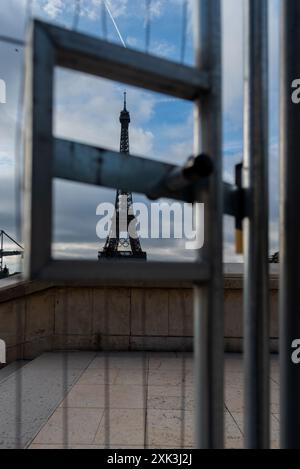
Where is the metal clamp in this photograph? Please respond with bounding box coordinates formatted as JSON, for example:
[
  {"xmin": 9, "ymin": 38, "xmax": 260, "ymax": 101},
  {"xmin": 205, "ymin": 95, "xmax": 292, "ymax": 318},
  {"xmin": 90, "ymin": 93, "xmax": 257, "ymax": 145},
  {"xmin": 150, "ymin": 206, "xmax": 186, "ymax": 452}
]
[{"xmin": 148, "ymin": 153, "xmax": 213, "ymax": 200}]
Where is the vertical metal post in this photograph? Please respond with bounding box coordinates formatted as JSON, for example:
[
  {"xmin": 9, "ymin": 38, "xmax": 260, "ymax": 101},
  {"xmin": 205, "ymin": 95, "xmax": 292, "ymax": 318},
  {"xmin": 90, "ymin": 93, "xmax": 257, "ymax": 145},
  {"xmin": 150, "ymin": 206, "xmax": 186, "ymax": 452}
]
[
  {"xmin": 243, "ymin": 0, "xmax": 270, "ymax": 449},
  {"xmin": 280, "ymin": 0, "xmax": 300, "ymax": 449},
  {"xmin": 0, "ymin": 231, "xmax": 3, "ymax": 272},
  {"xmin": 193, "ymin": 0, "xmax": 224, "ymax": 449},
  {"xmin": 24, "ymin": 23, "xmax": 54, "ymax": 278}
]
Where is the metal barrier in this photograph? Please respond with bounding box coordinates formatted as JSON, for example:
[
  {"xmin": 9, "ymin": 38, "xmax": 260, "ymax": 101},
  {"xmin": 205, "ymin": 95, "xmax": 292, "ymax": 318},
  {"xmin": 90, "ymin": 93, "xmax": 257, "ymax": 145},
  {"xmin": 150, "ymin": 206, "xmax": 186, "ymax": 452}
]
[
  {"xmin": 243, "ymin": 0, "xmax": 269, "ymax": 449},
  {"xmin": 24, "ymin": 0, "xmax": 300, "ymax": 450},
  {"xmin": 23, "ymin": 0, "xmax": 224, "ymax": 448},
  {"xmin": 279, "ymin": 0, "xmax": 300, "ymax": 450}
]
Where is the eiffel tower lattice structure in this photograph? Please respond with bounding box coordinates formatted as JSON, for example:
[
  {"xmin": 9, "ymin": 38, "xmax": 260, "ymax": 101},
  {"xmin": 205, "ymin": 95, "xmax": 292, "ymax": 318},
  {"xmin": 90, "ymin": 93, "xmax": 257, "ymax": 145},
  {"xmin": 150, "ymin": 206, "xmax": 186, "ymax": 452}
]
[{"xmin": 98, "ymin": 93, "xmax": 147, "ymax": 261}]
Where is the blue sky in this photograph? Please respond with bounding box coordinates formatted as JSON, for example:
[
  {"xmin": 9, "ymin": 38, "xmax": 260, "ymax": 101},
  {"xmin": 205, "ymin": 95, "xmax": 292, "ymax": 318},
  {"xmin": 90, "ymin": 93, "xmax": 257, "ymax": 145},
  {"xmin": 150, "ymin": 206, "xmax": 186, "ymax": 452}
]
[{"xmin": 0, "ymin": 0, "xmax": 280, "ymax": 271}]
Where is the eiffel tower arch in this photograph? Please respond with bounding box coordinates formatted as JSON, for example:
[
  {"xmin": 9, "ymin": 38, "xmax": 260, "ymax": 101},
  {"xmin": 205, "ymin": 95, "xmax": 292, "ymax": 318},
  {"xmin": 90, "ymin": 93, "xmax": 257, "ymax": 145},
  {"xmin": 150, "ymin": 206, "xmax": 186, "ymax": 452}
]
[{"xmin": 98, "ymin": 93, "xmax": 147, "ymax": 261}]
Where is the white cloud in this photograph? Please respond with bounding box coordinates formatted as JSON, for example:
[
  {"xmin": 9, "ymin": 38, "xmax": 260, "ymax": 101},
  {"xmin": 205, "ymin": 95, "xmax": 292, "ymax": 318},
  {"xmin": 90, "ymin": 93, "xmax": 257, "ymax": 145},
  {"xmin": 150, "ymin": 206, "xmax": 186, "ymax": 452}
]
[
  {"xmin": 102, "ymin": 0, "xmax": 128, "ymax": 19},
  {"xmin": 54, "ymin": 69, "xmax": 155, "ymax": 157},
  {"xmin": 33, "ymin": 0, "xmax": 129, "ymax": 21},
  {"xmin": 43, "ymin": 0, "xmax": 64, "ymax": 18},
  {"xmin": 126, "ymin": 35, "xmax": 138, "ymax": 47},
  {"xmin": 151, "ymin": 40, "xmax": 176, "ymax": 59},
  {"xmin": 148, "ymin": 0, "xmax": 164, "ymax": 19}
]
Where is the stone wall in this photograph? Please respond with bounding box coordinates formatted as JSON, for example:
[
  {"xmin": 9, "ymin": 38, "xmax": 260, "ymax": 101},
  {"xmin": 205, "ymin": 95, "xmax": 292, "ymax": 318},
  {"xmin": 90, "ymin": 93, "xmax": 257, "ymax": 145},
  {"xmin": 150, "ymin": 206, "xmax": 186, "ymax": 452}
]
[{"xmin": 0, "ymin": 266, "xmax": 279, "ymax": 364}]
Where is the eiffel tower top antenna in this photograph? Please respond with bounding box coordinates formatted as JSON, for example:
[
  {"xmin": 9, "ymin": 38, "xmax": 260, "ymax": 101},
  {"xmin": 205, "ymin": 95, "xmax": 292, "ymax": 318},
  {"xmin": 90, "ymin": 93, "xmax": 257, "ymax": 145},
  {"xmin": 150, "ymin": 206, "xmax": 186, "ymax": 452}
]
[{"xmin": 119, "ymin": 90, "xmax": 130, "ymax": 154}]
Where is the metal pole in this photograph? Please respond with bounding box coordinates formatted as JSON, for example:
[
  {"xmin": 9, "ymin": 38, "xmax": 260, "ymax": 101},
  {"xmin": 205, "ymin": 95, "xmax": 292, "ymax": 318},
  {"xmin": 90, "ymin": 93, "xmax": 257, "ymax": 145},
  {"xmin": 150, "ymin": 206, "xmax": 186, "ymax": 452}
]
[
  {"xmin": 279, "ymin": 0, "xmax": 300, "ymax": 449},
  {"xmin": 0, "ymin": 231, "xmax": 3, "ymax": 271},
  {"xmin": 193, "ymin": 0, "xmax": 224, "ymax": 449},
  {"xmin": 243, "ymin": 0, "xmax": 270, "ymax": 449}
]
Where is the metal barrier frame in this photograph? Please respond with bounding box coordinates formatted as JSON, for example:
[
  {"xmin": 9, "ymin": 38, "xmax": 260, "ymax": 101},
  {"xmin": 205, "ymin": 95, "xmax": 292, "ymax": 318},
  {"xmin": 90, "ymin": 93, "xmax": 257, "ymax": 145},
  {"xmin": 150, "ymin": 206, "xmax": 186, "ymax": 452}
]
[
  {"xmin": 22, "ymin": 0, "xmax": 278, "ymax": 450},
  {"xmin": 23, "ymin": 0, "xmax": 227, "ymax": 449},
  {"xmin": 23, "ymin": 17, "xmax": 217, "ymax": 284},
  {"xmin": 280, "ymin": 0, "xmax": 300, "ymax": 450},
  {"xmin": 243, "ymin": 0, "xmax": 270, "ymax": 449}
]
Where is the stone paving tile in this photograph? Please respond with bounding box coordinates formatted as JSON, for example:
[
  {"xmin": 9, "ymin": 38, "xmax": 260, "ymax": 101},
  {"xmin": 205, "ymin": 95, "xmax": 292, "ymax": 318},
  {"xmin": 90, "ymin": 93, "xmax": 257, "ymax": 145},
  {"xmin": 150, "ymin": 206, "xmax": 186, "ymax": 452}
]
[
  {"xmin": 147, "ymin": 394, "xmax": 194, "ymax": 412},
  {"xmin": 146, "ymin": 409, "xmax": 194, "ymax": 448},
  {"xmin": 61, "ymin": 384, "xmax": 146, "ymax": 409},
  {"xmin": 0, "ymin": 354, "xmax": 93, "ymax": 449},
  {"xmin": 77, "ymin": 368, "xmax": 119, "ymax": 386},
  {"xmin": 89, "ymin": 353, "xmax": 148, "ymax": 370},
  {"xmin": 225, "ymin": 438, "xmax": 244, "ymax": 449},
  {"xmin": 271, "ymin": 375, "xmax": 280, "ymax": 386},
  {"xmin": 147, "ymin": 385, "xmax": 194, "ymax": 411},
  {"xmin": 225, "ymin": 387, "xmax": 244, "ymax": 413},
  {"xmin": 148, "ymin": 369, "xmax": 194, "ymax": 387},
  {"xmin": 30, "ymin": 444, "xmax": 193, "ymax": 449},
  {"xmin": 271, "ymin": 414, "xmax": 280, "ymax": 442},
  {"xmin": 0, "ymin": 438, "xmax": 28, "ymax": 449},
  {"xmin": 32, "ymin": 352, "xmax": 96, "ymax": 370},
  {"xmin": 148, "ymin": 353, "xmax": 193, "ymax": 371},
  {"xmin": 270, "ymin": 358, "xmax": 280, "ymax": 385},
  {"xmin": 29, "ymin": 444, "xmax": 66, "ymax": 449},
  {"xmin": 225, "ymin": 372, "xmax": 244, "ymax": 388},
  {"xmin": 32, "ymin": 408, "xmax": 104, "ymax": 445},
  {"xmin": 148, "ymin": 385, "xmax": 194, "ymax": 398},
  {"xmin": 225, "ymin": 383, "xmax": 279, "ymax": 414},
  {"xmin": 229, "ymin": 412, "xmax": 280, "ymax": 447},
  {"xmin": 270, "ymin": 384, "xmax": 280, "ymax": 413},
  {"xmin": 114, "ymin": 368, "xmax": 149, "ymax": 386},
  {"xmin": 30, "ymin": 353, "xmax": 281, "ymax": 449},
  {"xmin": 226, "ymin": 372, "xmax": 280, "ymax": 389},
  {"xmin": 94, "ymin": 409, "xmax": 146, "ymax": 447},
  {"xmin": 225, "ymin": 411, "xmax": 243, "ymax": 439},
  {"xmin": 29, "ymin": 443, "xmax": 146, "ymax": 449},
  {"xmin": 225, "ymin": 356, "xmax": 244, "ymax": 374}
]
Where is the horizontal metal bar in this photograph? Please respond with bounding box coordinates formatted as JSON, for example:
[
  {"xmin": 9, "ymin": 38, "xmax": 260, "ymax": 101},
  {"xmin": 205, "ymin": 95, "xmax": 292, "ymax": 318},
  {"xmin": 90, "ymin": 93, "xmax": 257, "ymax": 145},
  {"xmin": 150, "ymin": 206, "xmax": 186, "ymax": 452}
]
[
  {"xmin": 0, "ymin": 251, "xmax": 23, "ymax": 257},
  {"xmin": 35, "ymin": 20, "xmax": 210, "ymax": 100},
  {"xmin": 54, "ymin": 139, "xmax": 241, "ymax": 216},
  {"xmin": 37, "ymin": 260, "xmax": 211, "ymax": 283},
  {"xmin": 0, "ymin": 34, "xmax": 25, "ymax": 47},
  {"xmin": 54, "ymin": 138, "xmax": 193, "ymax": 201}
]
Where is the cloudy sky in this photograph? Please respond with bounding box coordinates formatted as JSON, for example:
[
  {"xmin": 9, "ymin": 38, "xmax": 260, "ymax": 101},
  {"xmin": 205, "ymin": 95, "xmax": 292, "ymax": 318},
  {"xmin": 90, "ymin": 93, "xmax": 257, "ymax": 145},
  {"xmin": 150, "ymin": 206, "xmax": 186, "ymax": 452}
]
[{"xmin": 0, "ymin": 0, "xmax": 279, "ymax": 273}]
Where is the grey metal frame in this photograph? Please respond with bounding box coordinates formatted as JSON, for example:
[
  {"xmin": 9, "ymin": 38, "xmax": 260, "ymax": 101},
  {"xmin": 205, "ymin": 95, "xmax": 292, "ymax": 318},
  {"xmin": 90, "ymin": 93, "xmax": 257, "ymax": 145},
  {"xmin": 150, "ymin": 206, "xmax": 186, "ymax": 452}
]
[
  {"xmin": 193, "ymin": 0, "xmax": 224, "ymax": 449},
  {"xmin": 23, "ymin": 19, "xmax": 211, "ymax": 282},
  {"xmin": 279, "ymin": 0, "xmax": 300, "ymax": 449},
  {"xmin": 24, "ymin": 0, "xmax": 224, "ymax": 449},
  {"xmin": 22, "ymin": 0, "xmax": 285, "ymax": 451},
  {"xmin": 23, "ymin": 10, "xmax": 223, "ymax": 288},
  {"xmin": 243, "ymin": 0, "xmax": 270, "ymax": 449},
  {"xmin": 24, "ymin": 0, "xmax": 300, "ymax": 452}
]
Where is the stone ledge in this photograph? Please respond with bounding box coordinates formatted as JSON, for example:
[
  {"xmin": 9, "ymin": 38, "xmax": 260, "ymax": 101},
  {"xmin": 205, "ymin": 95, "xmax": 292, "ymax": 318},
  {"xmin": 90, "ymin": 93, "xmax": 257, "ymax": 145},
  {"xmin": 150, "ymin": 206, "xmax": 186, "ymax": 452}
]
[
  {"xmin": 0, "ymin": 264, "xmax": 280, "ymax": 361},
  {"xmin": 0, "ymin": 263, "xmax": 279, "ymax": 304}
]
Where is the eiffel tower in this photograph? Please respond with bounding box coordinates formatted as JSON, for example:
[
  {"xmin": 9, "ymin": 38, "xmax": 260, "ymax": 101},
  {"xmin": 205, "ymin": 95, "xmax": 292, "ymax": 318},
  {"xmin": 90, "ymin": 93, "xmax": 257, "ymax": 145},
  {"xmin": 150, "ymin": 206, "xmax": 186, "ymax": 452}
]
[{"xmin": 98, "ymin": 93, "xmax": 147, "ymax": 261}]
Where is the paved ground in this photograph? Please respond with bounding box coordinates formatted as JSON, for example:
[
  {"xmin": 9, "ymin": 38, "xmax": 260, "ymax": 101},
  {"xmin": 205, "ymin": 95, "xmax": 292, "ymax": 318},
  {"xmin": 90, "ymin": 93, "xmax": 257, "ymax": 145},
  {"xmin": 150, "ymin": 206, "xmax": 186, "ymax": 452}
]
[{"xmin": 26, "ymin": 352, "xmax": 279, "ymax": 449}]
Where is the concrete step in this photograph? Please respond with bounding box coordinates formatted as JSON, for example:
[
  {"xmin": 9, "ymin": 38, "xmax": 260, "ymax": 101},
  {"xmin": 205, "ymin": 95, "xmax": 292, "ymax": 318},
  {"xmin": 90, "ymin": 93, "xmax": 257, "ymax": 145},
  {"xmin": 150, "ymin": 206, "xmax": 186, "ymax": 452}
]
[{"xmin": 0, "ymin": 352, "xmax": 96, "ymax": 449}]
